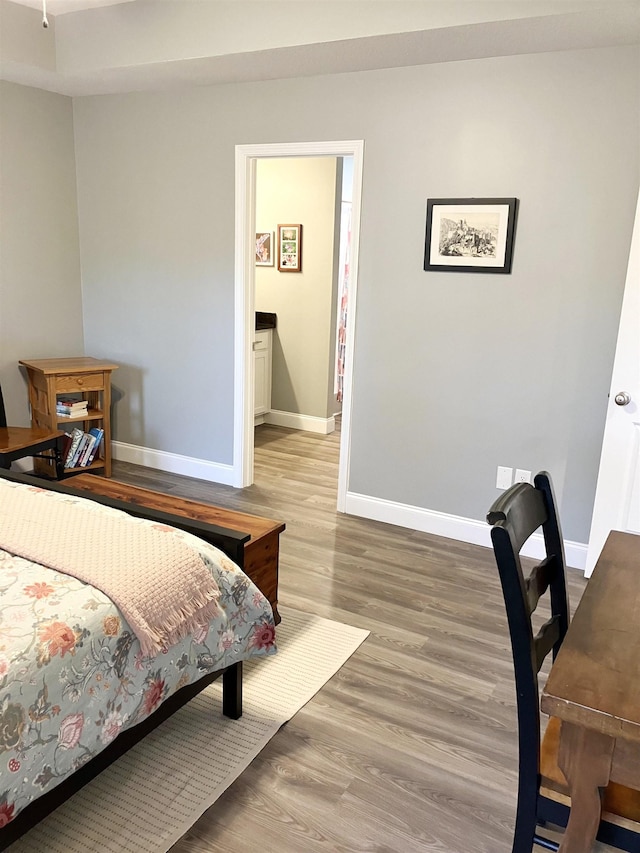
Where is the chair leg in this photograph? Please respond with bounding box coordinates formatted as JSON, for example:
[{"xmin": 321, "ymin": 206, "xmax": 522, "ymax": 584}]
[
  {"xmin": 54, "ymin": 436, "xmax": 65, "ymax": 480},
  {"xmin": 512, "ymin": 779, "xmax": 545, "ymax": 853},
  {"xmin": 513, "ymin": 809, "xmax": 538, "ymax": 853}
]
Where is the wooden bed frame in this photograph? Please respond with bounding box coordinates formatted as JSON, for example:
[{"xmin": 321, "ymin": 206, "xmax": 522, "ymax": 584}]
[
  {"xmin": 68, "ymin": 473, "xmax": 285, "ymax": 624},
  {"xmin": 0, "ymin": 468, "xmax": 282, "ymax": 850}
]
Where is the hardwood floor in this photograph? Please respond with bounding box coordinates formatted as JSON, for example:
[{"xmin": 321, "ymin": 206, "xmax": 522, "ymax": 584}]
[{"xmin": 109, "ymin": 424, "xmax": 594, "ymax": 852}]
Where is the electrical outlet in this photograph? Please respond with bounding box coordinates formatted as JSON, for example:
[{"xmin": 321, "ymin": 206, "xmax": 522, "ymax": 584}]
[
  {"xmin": 496, "ymin": 466, "xmax": 513, "ymax": 490},
  {"xmin": 515, "ymin": 469, "xmax": 532, "ymax": 484}
]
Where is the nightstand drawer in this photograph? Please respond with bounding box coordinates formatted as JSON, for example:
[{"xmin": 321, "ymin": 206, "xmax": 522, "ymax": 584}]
[{"xmin": 55, "ymin": 373, "xmax": 104, "ymax": 392}]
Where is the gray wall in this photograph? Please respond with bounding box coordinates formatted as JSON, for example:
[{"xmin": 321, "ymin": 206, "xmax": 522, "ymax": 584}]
[
  {"xmin": 0, "ymin": 81, "xmax": 83, "ymax": 424},
  {"xmin": 70, "ymin": 45, "xmax": 639, "ymax": 542}
]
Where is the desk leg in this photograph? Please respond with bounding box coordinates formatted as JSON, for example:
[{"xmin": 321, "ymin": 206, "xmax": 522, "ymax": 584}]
[
  {"xmin": 557, "ymin": 721, "xmax": 614, "ymax": 853},
  {"xmin": 54, "ymin": 434, "xmax": 65, "ymax": 480}
]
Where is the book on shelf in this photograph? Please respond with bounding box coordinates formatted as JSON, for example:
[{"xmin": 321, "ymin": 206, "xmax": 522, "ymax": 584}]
[
  {"xmin": 56, "ymin": 409, "xmax": 89, "ymax": 418},
  {"xmin": 61, "ymin": 432, "xmax": 74, "ymax": 462},
  {"xmin": 64, "ymin": 428, "xmax": 85, "ymax": 467},
  {"xmin": 71, "ymin": 434, "xmax": 91, "ymax": 468},
  {"xmin": 57, "ymin": 399, "xmax": 88, "ymax": 407},
  {"xmin": 76, "ymin": 435, "xmax": 94, "ymax": 467},
  {"xmin": 82, "ymin": 428, "xmax": 104, "ymax": 466},
  {"xmin": 57, "ymin": 397, "xmax": 85, "ymax": 406},
  {"xmin": 63, "ymin": 427, "xmax": 104, "ymax": 469},
  {"xmin": 57, "ymin": 398, "xmax": 87, "ymax": 409},
  {"xmin": 77, "ymin": 430, "xmax": 96, "ymax": 466}
]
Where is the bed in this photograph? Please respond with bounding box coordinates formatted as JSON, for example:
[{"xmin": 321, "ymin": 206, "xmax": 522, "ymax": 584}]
[{"xmin": 0, "ymin": 468, "xmax": 278, "ymax": 849}]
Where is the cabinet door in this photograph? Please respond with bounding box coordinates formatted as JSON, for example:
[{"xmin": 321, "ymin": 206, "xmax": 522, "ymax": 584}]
[
  {"xmin": 254, "ymin": 348, "xmax": 268, "ymax": 415},
  {"xmin": 254, "ymin": 330, "xmax": 272, "ymax": 418}
]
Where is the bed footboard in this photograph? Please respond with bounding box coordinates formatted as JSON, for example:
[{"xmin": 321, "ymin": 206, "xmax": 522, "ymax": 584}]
[{"xmin": 0, "ymin": 468, "xmax": 250, "ymax": 568}]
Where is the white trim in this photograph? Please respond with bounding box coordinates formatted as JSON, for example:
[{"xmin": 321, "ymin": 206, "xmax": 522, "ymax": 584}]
[
  {"xmin": 112, "ymin": 441, "xmax": 235, "ymax": 486},
  {"xmin": 264, "ymin": 410, "xmax": 335, "ymax": 434},
  {"xmin": 344, "ymin": 491, "xmax": 587, "ymax": 571},
  {"xmin": 336, "ymin": 144, "xmax": 363, "ymax": 513},
  {"xmin": 234, "ymin": 149, "xmax": 256, "ymax": 488},
  {"xmin": 235, "ymin": 140, "xmax": 365, "ymax": 507}
]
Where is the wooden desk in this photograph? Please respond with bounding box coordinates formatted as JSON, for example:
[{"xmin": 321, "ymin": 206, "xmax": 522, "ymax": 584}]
[
  {"xmin": 69, "ymin": 474, "xmax": 284, "ymax": 624},
  {"xmin": 541, "ymin": 530, "xmax": 640, "ymax": 852}
]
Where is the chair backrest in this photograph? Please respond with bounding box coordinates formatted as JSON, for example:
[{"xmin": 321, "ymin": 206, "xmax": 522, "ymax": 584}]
[
  {"xmin": 486, "ymin": 472, "xmax": 569, "ymax": 798},
  {"xmin": 0, "ymin": 384, "xmax": 6, "ymax": 429}
]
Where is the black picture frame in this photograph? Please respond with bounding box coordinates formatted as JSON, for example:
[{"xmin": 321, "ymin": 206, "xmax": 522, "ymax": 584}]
[{"xmin": 424, "ymin": 197, "xmax": 518, "ymax": 274}]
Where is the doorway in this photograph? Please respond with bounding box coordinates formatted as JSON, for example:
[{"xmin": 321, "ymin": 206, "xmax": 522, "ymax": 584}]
[{"xmin": 234, "ymin": 140, "xmax": 364, "ymax": 512}]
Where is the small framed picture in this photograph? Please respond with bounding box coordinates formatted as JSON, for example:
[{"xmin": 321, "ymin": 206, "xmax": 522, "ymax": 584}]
[
  {"xmin": 424, "ymin": 198, "xmax": 518, "ymax": 274},
  {"xmin": 255, "ymin": 231, "xmax": 274, "ymax": 266},
  {"xmin": 278, "ymin": 224, "xmax": 303, "ymax": 272}
]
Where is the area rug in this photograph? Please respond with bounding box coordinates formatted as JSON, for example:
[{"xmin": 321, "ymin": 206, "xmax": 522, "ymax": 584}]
[{"xmin": 11, "ymin": 608, "xmax": 369, "ymax": 853}]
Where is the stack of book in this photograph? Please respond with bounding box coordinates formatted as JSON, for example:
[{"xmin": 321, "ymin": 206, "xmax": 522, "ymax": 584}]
[
  {"xmin": 56, "ymin": 398, "xmax": 89, "ymax": 418},
  {"xmin": 62, "ymin": 427, "xmax": 104, "ymax": 469}
]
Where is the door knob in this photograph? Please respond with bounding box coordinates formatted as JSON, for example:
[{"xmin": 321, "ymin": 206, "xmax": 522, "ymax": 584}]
[{"xmin": 614, "ymin": 391, "xmax": 631, "ymax": 406}]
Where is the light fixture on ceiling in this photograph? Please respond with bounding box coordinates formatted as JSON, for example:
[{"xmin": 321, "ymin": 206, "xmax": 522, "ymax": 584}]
[{"xmin": 42, "ymin": 0, "xmax": 49, "ymax": 27}]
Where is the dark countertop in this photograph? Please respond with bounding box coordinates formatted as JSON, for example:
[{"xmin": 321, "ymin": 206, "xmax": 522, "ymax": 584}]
[{"xmin": 256, "ymin": 311, "xmax": 277, "ymax": 330}]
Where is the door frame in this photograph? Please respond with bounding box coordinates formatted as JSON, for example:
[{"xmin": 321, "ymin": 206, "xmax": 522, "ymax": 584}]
[{"xmin": 233, "ymin": 139, "xmax": 365, "ymax": 510}]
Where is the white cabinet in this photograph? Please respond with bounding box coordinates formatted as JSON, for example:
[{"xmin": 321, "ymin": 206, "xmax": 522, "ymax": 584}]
[{"xmin": 254, "ymin": 329, "xmax": 272, "ymax": 424}]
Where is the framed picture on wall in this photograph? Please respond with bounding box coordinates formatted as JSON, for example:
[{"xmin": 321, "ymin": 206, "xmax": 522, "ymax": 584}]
[
  {"xmin": 278, "ymin": 224, "xmax": 303, "ymax": 272},
  {"xmin": 255, "ymin": 231, "xmax": 275, "ymax": 266},
  {"xmin": 424, "ymin": 198, "xmax": 518, "ymax": 273}
]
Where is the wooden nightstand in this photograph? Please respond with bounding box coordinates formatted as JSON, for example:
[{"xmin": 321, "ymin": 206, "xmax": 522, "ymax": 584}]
[{"xmin": 19, "ymin": 358, "xmax": 118, "ymax": 478}]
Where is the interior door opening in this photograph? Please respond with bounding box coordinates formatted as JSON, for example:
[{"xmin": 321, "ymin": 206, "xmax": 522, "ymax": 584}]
[
  {"xmin": 252, "ymin": 156, "xmax": 353, "ymax": 454},
  {"xmin": 234, "ymin": 141, "xmax": 365, "ymax": 511}
]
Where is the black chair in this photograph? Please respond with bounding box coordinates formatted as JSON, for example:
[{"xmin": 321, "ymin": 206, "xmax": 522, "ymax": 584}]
[
  {"xmin": 0, "ymin": 384, "xmax": 65, "ymax": 479},
  {"xmin": 487, "ymin": 471, "xmax": 640, "ymax": 852}
]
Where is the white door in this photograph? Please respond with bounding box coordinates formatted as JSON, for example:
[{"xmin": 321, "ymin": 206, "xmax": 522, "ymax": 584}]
[{"xmin": 586, "ymin": 192, "xmax": 640, "ymax": 576}]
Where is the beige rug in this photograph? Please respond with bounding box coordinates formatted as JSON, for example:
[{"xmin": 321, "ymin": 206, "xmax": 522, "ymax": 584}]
[{"xmin": 11, "ymin": 608, "xmax": 369, "ymax": 853}]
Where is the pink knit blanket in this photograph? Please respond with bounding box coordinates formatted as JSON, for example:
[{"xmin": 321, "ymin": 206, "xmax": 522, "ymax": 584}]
[{"xmin": 0, "ymin": 484, "xmax": 221, "ymax": 657}]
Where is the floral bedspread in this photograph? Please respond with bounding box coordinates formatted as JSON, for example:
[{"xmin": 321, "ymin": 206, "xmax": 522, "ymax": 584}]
[{"xmin": 0, "ymin": 478, "xmax": 277, "ymax": 826}]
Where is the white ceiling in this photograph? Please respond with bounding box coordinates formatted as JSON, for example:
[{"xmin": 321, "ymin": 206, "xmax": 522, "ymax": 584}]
[
  {"xmin": 2, "ymin": 0, "xmax": 640, "ymax": 97},
  {"xmin": 12, "ymin": 0, "xmax": 133, "ymax": 13}
]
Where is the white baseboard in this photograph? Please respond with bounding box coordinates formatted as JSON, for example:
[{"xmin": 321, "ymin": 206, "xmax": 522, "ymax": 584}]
[
  {"xmin": 111, "ymin": 446, "xmax": 586, "ymax": 570},
  {"xmin": 264, "ymin": 410, "xmax": 335, "ymax": 434},
  {"xmin": 344, "ymin": 491, "xmax": 587, "ymax": 571},
  {"xmin": 112, "ymin": 441, "xmax": 236, "ymax": 486}
]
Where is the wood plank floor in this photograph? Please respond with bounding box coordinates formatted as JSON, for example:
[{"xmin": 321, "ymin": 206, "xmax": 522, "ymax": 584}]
[{"xmin": 109, "ymin": 423, "xmax": 597, "ymax": 853}]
